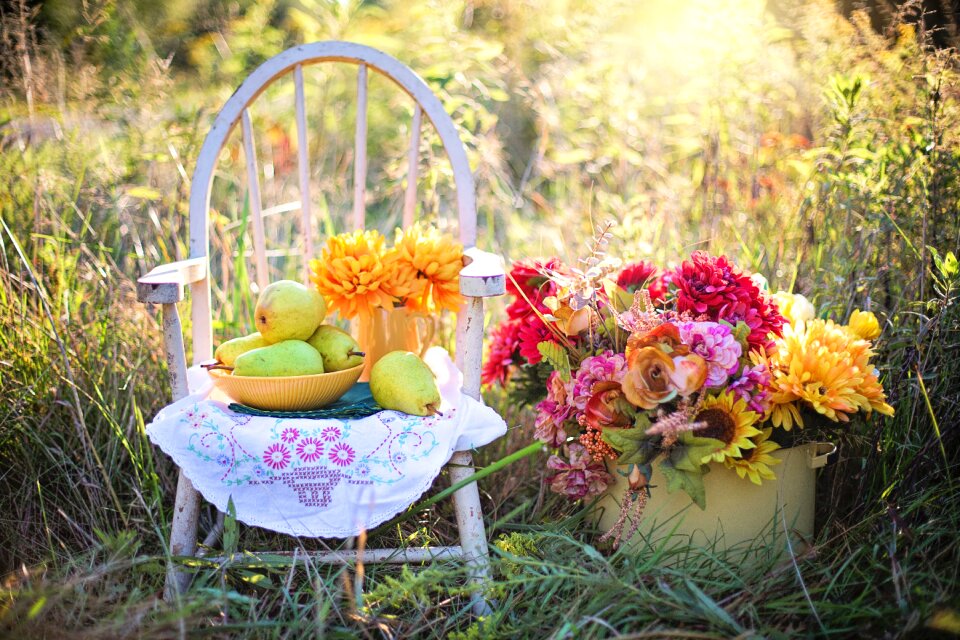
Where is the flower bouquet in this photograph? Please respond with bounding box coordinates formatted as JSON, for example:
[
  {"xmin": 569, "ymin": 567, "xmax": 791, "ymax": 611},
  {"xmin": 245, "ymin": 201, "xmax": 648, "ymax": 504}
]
[
  {"xmin": 309, "ymin": 224, "xmax": 463, "ymax": 377},
  {"xmin": 484, "ymin": 223, "xmax": 894, "ymax": 545}
]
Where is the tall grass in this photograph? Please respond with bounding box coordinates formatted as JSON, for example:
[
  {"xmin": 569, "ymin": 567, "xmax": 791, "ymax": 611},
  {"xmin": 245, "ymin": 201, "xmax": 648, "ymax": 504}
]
[{"xmin": 1, "ymin": 0, "xmax": 959, "ymax": 637}]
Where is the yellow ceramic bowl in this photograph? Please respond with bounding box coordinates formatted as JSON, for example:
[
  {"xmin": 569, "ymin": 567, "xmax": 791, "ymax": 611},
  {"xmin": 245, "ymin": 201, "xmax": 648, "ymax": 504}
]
[{"xmin": 208, "ymin": 364, "xmax": 364, "ymax": 411}]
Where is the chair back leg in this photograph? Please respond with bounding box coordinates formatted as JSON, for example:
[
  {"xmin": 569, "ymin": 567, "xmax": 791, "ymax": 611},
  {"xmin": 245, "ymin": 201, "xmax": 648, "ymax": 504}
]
[{"xmin": 448, "ymin": 451, "xmax": 493, "ymax": 616}]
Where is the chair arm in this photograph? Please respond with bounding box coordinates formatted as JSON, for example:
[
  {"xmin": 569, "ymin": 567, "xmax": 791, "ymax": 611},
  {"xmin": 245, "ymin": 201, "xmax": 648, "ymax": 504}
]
[
  {"xmin": 459, "ymin": 247, "xmax": 505, "ymax": 298},
  {"xmin": 137, "ymin": 257, "xmax": 208, "ymax": 304}
]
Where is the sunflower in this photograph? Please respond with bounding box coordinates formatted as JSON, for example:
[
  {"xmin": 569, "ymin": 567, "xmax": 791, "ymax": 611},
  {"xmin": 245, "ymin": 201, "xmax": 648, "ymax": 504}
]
[
  {"xmin": 767, "ymin": 319, "xmax": 894, "ymax": 430},
  {"xmin": 309, "ymin": 229, "xmax": 413, "ymax": 320},
  {"xmin": 694, "ymin": 390, "xmax": 761, "ymax": 463},
  {"xmin": 724, "ymin": 427, "xmax": 781, "ymax": 485},
  {"xmin": 391, "ymin": 224, "xmax": 464, "ymax": 313}
]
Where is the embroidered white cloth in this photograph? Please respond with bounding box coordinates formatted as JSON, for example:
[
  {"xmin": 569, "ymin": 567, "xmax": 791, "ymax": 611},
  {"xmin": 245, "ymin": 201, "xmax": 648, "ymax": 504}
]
[{"xmin": 146, "ymin": 347, "xmax": 507, "ymax": 537}]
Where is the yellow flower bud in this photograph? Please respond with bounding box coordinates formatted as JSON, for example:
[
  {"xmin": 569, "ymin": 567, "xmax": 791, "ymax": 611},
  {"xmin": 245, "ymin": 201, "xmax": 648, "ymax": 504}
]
[
  {"xmin": 848, "ymin": 309, "xmax": 881, "ymax": 340},
  {"xmin": 772, "ymin": 291, "xmax": 815, "ymax": 326}
]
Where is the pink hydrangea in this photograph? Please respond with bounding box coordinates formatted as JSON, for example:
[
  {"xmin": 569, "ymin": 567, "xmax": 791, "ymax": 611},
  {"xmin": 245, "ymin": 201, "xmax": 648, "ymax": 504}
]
[
  {"xmin": 570, "ymin": 351, "xmax": 628, "ymax": 411},
  {"xmin": 534, "ymin": 371, "xmax": 573, "ymax": 446},
  {"xmin": 546, "ymin": 443, "xmax": 614, "ymax": 500},
  {"xmin": 728, "ymin": 360, "xmax": 772, "ymax": 415},
  {"xmin": 678, "ymin": 321, "xmax": 742, "ymax": 387}
]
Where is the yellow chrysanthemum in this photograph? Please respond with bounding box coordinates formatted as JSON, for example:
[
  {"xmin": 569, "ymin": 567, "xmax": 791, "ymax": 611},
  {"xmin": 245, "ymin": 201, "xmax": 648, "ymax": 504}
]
[
  {"xmin": 847, "ymin": 309, "xmax": 881, "ymax": 340},
  {"xmin": 391, "ymin": 223, "xmax": 464, "ymax": 313},
  {"xmin": 772, "ymin": 291, "xmax": 816, "ymax": 326},
  {"xmin": 695, "ymin": 391, "xmax": 762, "ymax": 463},
  {"xmin": 309, "ymin": 230, "xmax": 412, "ymax": 320},
  {"xmin": 724, "ymin": 427, "xmax": 781, "ymax": 485},
  {"xmin": 767, "ymin": 319, "xmax": 895, "ymax": 430}
]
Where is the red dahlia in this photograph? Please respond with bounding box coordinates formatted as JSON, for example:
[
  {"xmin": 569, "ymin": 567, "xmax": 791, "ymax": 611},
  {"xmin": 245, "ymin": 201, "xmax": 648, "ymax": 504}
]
[
  {"xmin": 481, "ymin": 320, "xmax": 522, "ymax": 387},
  {"xmin": 505, "ymin": 258, "xmax": 566, "ymax": 319},
  {"xmin": 670, "ymin": 251, "xmax": 784, "ymax": 353},
  {"xmin": 616, "ymin": 260, "xmax": 666, "ymax": 301},
  {"xmin": 516, "ymin": 317, "xmax": 560, "ymax": 365}
]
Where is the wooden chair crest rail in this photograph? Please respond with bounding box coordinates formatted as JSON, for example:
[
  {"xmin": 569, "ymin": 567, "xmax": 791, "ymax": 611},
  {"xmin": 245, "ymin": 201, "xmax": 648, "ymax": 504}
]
[{"xmin": 136, "ymin": 41, "xmax": 505, "ymax": 615}]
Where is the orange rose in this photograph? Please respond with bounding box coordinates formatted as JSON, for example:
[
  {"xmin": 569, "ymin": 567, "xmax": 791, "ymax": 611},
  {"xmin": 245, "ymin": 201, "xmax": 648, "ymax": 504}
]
[
  {"xmin": 621, "ymin": 346, "xmax": 679, "ymax": 409},
  {"xmin": 626, "ymin": 323, "xmax": 689, "ymax": 360},
  {"xmin": 668, "ymin": 354, "xmax": 708, "ymax": 396},
  {"xmin": 583, "ymin": 381, "xmax": 634, "ymax": 430}
]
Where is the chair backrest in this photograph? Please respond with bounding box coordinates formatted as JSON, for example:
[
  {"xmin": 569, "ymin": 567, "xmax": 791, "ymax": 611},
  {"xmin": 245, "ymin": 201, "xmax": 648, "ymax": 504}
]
[{"xmin": 186, "ymin": 41, "xmax": 479, "ymax": 364}]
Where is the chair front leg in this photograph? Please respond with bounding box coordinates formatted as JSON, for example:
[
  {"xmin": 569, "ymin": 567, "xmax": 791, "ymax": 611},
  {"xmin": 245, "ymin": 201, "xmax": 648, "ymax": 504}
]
[
  {"xmin": 158, "ymin": 301, "xmax": 203, "ymax": 600},
  {"xmin": 449, "ymin": 451, "xmax": 494, "ymax": 616},
  {"xmin": 165, "ymin": 470, "xmax": 203, "ymax": 599},
  {"xmin": 452, "ymin": 295, "xmax": 494, "ymax": 616}
]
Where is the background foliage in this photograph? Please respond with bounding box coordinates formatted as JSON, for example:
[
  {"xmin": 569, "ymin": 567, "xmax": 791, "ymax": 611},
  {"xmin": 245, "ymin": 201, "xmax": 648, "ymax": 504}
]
[{"xmin": 1, "ymin": 0, "xmax": 958, "ymax": 637}]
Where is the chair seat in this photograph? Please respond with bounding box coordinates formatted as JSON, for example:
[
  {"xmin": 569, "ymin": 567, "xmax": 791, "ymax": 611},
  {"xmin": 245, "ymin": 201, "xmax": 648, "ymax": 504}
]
[{"xmin": 199, "ymin": 546, "xmax": 465, "ymax": 567}]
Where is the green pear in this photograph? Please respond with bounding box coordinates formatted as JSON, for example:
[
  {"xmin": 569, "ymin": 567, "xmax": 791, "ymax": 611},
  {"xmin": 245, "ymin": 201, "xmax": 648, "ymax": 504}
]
[
  {"xmin": 255, "ymin": 280, "xmax": 327, "ymax": 343},
  {"xmin": 233, "ymin": 340, "xmax": 325, "ymax": 377},
  {"xmin": 307, "ymin": 325, "xmax": 365, "ymax": 372},
  {"xmin": 214, "ymin": 332, "xmax": 269, "ymax": 367},
  {"xmin": 369, "ymin": 351, "xmax": 440, "ymax": 416}
]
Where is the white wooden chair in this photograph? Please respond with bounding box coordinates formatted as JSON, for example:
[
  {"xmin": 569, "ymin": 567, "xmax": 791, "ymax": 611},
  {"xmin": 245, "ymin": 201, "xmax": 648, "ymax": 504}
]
[{"xmin": 136, "ymin": 41, "xmax": 505, "ymax": 613}]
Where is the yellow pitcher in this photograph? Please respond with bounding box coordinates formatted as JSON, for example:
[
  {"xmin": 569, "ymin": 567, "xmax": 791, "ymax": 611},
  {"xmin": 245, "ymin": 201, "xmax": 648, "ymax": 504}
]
[{"xmin": 356, "ymin": 306, "xmax": 436, "ymax": 381}]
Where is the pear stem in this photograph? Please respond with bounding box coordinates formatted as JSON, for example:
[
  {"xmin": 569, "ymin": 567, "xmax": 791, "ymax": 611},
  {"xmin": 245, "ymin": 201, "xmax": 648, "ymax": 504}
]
[
  {"xmin": 202, "ymin": 362, "xmax": 235, "ymax": 372},
  {"xmin": 348, "ymin": 351, "xmax": 366, "ymax": 357}
]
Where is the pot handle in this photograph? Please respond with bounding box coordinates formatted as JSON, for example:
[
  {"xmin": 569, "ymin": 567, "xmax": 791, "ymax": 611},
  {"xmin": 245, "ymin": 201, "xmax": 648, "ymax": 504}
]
[{"xmin": 807, "ymin": 442, "xmax": 837, "ymax": 469}]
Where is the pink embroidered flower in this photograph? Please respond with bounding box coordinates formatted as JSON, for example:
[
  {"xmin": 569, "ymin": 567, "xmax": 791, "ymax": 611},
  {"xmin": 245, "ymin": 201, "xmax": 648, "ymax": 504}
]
[
  {"xmin": 184, "ymin": 406, "xmax": 209, "ymax": 429},
  {"xmin": 263, "ymin": 443, "xmax": 291, "ymax": 470},
  {"xmin": 546, "ymin": 443, "xmax": 613, "ymax": 500},
  {"xmin": 570, "ymin": 351, "xmax": 628, "ymax": 411},
  {"xmin": 534, "ymin": 371, "xmax": 574, "ymax": 446},
  {"xmin": 281, "ymin": 427, "xmax": 300, "ymax": 443},
  {"xmin": 329, "ymin": 442, "xmax": 356, "ymax": 466},
  {"xmin": 321, "ymin": 426, "xmax": 342, "ymax": 442},
  {"xmin": 482, "ymin": 320, "xmax": 522, "ymax": 387},
  {"xmin": 296, "ymin": 437, "xmax": 324, "ymax": 463},
  {"xmin": 678, "ymin": 322, "xmax": 742, "ymax": 387}
]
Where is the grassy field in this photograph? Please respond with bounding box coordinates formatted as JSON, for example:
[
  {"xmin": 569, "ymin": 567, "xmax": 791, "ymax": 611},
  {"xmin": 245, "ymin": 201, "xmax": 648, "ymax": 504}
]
[{"xmin": 1, "ymin": 0, "xmax": 959, "ymax": 637}]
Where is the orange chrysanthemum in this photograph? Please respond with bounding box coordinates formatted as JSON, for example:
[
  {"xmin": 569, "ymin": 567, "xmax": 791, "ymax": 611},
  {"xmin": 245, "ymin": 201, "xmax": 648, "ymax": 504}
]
[
  {"xmin": 391, "ymin": 224, "xmax": 464, "ymax": 313},
  {"xmin": 309, "ymin": 230, "xmax": 413, "ymax": 320},
  {"xmin": 767, "ymin": 319, "xmax": 895, "ymax": 430}
]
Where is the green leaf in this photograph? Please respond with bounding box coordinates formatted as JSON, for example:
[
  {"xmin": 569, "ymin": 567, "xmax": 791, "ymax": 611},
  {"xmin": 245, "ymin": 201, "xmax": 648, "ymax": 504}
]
[
  {"xmin": 732, "ymin": 321, "xmax": 751, "ymax": 348},
  {"xmin": 659, "ymin": 458, "xmax": 709, "ymax": 510},
  {"xmin": 602, "ymin": 417, "xmax": 658, "ymax": 466},
  {"xmin": 672, "ymin": 432, "xmax": 726, "ymax": 472},
  {"xmin": 602, "ymin": 279, "xmax": 635, "ymax": 313},
  {"xmin": 126, "ymin": 186, "xmax": 161, "ymax": 200},
  {"xmin": 537, "ymin": 341, "xmax": 571, "ymax": 382},
  {"xmin": 223, "ymin": 496, "xmax": 239, "ymax": 556}
]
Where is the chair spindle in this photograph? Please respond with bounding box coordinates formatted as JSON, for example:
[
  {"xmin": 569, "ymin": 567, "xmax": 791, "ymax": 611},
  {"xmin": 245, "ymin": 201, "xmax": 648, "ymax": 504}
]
[
  {"xmin": 241, "ymin": 109, "xmax": 269, "ymax": 289},
  {"xmin": 294, "ymin": 64, "xmax": 314, "ymax": 279},
  {"xmin": 403, "ymin": 104, "xmax": 422, "ymax": 227},
  {"xmin": 353, "ymin": 63, "xmax": 368, "ymax": 229}
]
